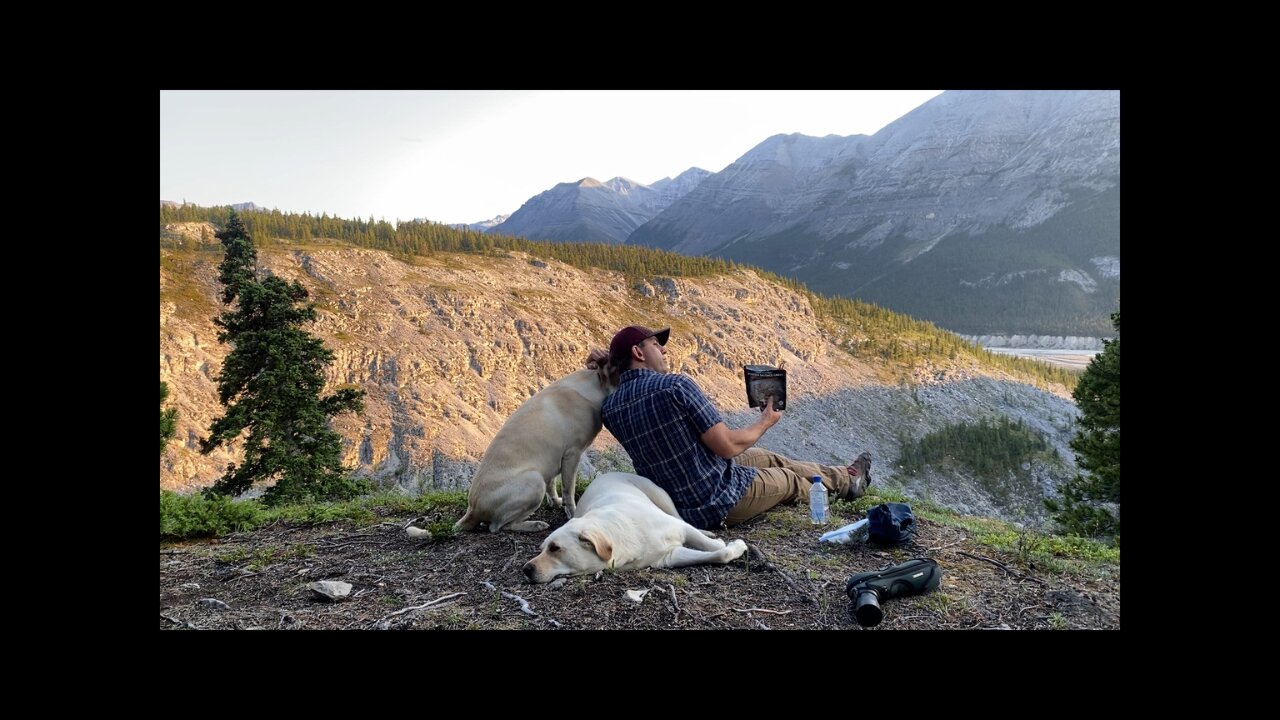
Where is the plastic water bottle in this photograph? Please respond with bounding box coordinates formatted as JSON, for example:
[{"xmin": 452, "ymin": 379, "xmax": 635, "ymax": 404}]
[
  {"xmin": 809, "ymin": 476, "xmax": 828, "ymax": 525},
  {"xmin": 820, "ymin": 518, "xmax": 870, "ymax": 545}
]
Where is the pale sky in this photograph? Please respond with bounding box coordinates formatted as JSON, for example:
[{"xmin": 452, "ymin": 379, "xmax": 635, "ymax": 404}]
[{"xmin": 160, "ymin": 90, "xmax": 944, "ymax": 226}]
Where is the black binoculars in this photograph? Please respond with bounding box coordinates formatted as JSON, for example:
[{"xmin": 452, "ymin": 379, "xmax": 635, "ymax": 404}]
[{"xmin": 845, "ymin": 558, "xmax": 941, "ymax": 627}]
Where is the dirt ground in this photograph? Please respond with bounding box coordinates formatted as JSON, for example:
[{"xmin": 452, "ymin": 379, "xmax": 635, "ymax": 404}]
[{"xmin": 159, "ymin": 500, "xmax": 1120, "ymax": 631}]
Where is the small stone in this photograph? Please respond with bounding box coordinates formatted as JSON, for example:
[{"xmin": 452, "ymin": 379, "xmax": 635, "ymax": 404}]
[{"xmin": 309, "ymin": 580, "xmax": 353, "ymax": 602}]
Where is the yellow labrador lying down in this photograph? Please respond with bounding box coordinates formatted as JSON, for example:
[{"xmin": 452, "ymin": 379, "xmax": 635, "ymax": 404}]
[
  {"xmin": 447, "ymin": 365, "xmax": 615, "ymax": 534},
  {"xmin": 522, "ymin": 472, "xmax": 748, "ymax": 583}
]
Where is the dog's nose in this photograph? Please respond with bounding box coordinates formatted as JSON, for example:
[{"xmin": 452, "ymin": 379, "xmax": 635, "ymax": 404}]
[{"xmin": 522, "ymin": 562, "xmax": 535, "ymax": 579}]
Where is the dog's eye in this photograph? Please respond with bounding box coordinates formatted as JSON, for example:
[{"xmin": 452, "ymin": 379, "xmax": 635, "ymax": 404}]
[{"xmin": 548, "ymin": 543, "xmax": 560, "ymax": 553}]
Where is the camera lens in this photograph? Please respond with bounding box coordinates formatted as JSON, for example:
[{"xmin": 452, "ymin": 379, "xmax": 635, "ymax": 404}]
[{"xmin": 853, "ymin": 589, "xmax": 883, "ymax": 627}]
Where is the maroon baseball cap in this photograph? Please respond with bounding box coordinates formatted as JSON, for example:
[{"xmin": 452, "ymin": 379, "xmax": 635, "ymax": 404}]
[{"xmin": 609, "ymin": 325, "xmax": 670, "ymax": 364}]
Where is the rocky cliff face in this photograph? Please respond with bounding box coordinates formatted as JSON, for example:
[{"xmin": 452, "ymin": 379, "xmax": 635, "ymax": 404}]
[{"xmin": 160, "ymin": 240, "xmax": 1080, "ymax": 525}]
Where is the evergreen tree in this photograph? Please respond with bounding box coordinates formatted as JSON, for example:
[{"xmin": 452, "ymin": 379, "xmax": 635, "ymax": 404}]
[
  {"xmin": 1047, "ymin": 310, "xmax": 1120, "ymax": 537},
  {"xmin": 200, "ymin": 211, "xmax": 366, "ymax": 506},
  {"xmin": 160, "ymin": 381, "xmax": 178, "ymax": 457}
]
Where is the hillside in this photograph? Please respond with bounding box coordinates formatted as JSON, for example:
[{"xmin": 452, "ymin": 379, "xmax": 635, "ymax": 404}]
[{"xmin": 161, "ymin": 227, "xmax": 1080, "ymax": 525}]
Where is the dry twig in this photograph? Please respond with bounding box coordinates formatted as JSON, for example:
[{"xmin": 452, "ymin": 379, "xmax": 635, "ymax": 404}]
[
  {"xmin": 320, "ymin": 539, "xmax": 392, "ymax": 550},
  {"xmin": 957, "ymin": 550, "xmax": 1045, "ymax": 585},
  {"xmin": 482, "ymin": 581, "xmax": 561, "ymax": 627},
  {"xmin": 375, "ymin": 591, "xmax": 467, "ymax": 625},
  {"xmin": 747, "ymin": 543, "xmax": 817, "ymax": 605},
  {"xmin": 160, "ymin": 613, "xmax": 201, "ymax": 630}
]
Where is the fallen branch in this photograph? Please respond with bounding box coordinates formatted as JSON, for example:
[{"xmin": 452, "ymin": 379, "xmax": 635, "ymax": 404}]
[
  {"xmin": 160, "ymin": 613, "xmax": 201, "ymax": 630},
  {"xmin": 160, "ymin": 549, "xmax": 188, "ymax": 556},
  {"xmin": 482, "ymin": 581, "xmax": 562, "ymax": 628},
  {"xmin": 666, "ymin": 583, "xmax": 681, "ymax": 619},
  {"xmin": 357, "ymin": 521, "xmax": 401, "ymax": 532},
  {"xmin": 731, "ymin": 607, "xmax": 793, "ymax": 615},
  {"xmin": 747, "ymin": 543, "xmax": 817, "ymax": 605},
  {"xmin": 482, "ymin": 580, "xmax": 535, "ymax": 615},
  {"xmin": 375, "ymin": 592, "xmax": 467, "ymax": 625},
  {"xmin": 226, "ymin": 569, "xmax": 258, "ymax": 584},
  {"xmin": 926, "ymin": 539, "xmax": 965, "ymax": 552},
  {"xmin": 957, "ymin": 551, "xmax": 1045, "ymax": 585},
  {"xmin": 319, "ymin": 540, "xmax": 392, "ymax": 550},
  {"xmin": 958, "ymin": 550, "xmax": 1012, "ymax": 573}
]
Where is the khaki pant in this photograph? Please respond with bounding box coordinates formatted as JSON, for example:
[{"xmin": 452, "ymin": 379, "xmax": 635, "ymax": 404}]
[{"xmin": 724, "ymin": 447, "xmax": 867, "ymax": 527}]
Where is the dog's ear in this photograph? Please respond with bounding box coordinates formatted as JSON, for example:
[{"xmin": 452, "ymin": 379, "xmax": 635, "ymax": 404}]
[
  {"xmin": 578, "ymin": 528, "xmax": 614, "ymax": 565},
  {"xmin": 594, "ymin": 363, "xmax": 611, "ymax": 388}
]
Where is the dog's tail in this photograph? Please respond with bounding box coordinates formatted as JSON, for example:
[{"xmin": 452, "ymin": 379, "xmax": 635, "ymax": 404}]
[{"xmin": 454, "ymin": 509, "xmax": 482, "ymax": 532}]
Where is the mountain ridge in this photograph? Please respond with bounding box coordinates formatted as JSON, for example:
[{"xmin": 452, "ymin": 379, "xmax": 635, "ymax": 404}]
[
  {"xmin": 489, "ymin": 167, "xmax": 711, "ymax": 244},
  {"xmin": 627, "ymin": 90, "xmax": 1119, "ymax": 336}
]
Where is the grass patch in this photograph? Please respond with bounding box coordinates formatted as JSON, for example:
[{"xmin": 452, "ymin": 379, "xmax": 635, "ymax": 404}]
[
  {"xmin": 159, "ymin": 250, "xmax": 219, "ymax": 321},
  {"xmin": 834, "ymin": 486, "xmax": 1118, "ymax": 574},
  {"xmin": 215, "ymin": 548, "xmax": 249, "ymax": 564},
  {"xmin": 283, "ymin": 543, "xmax": 316, "ymax": 560},
  {"xmin": 248, "ymin": 548, "xmax": 278, "ymax": 572},
  {"xmin": 160, "ymin": 487, "xmax": 471, "ymax": 541},
  {"xmin": 423, "ymin": 518, "xmax": 459, "ymax": 540}
]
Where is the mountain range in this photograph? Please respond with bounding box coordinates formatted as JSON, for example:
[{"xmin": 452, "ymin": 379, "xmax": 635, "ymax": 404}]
[
  {"xmin": 484, "ymin": 90, "xmax": 1120, "ymax": 337},
  {"xmin": 488, "ymin": 167, "xmax": 711, "ymax": 244}
]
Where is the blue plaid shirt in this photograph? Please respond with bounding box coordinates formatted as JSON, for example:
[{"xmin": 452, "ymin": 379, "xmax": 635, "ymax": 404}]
[{"xmin": 601, "ymin": 369, "xmax": 755, "ymax": 529}]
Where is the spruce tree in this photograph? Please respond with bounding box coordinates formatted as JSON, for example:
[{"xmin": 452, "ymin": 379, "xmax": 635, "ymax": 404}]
[
  {"xmin": 160, "ymin": 381, "xmax": 178, "ymax": 457},
  {"xmin": 200, "ymin": 211, "xmax": 366, "ymax": 506},
  {"xmin": 1047, "ymin": 311, "xmax": 1120, "ymax": 537}
]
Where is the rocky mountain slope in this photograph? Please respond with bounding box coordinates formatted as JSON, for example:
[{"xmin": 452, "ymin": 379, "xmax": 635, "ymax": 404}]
[
  {"xmin": 160, "ymin": 232, "xmax": 1080, "ymax": 525},
  {"xmin": 628, "ymin": 90, "xmax": 1119, "ymax": 337},
  {"xmin": 490, "ymin": 168, "xmax": 710, "ymax": 244}
]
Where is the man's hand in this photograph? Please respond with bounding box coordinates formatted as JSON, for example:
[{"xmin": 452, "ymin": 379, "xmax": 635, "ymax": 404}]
[
  {"xmin": 701, "ymin": 397, "xmax": 783, "ymax": 459},
  {"xmin": 758, "ymin": 396, "xmax": 783, "ymax": 429},
  {"xmin": 585, "ymin": 348, "xmax": 609, "ymax": 369}
]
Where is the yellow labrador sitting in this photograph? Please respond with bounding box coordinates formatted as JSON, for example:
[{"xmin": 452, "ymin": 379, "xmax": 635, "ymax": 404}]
[
  {"xmin": 522, "ymin": 472, "xmax": 748, "ymax": 583},
  {"xmin": 448, "ymin": 365, "xmax": 615, "ymax": 534}
]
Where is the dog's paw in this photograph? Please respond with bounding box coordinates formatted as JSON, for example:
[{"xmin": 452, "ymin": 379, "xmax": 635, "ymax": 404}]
[
  {"xmin": 724, "ymin": 539, "xmax": 748, "ymax": 561},
  {"xmin": 563, "ymin": 505, "xmax": 576, "ymax": 520},
  {"xmin": 507, "ymin": 520, "xmax": 550, "ymax": 532},
  {"xmin": 546, "ymin": 494, "xmax": 565, "ymax": 508}
]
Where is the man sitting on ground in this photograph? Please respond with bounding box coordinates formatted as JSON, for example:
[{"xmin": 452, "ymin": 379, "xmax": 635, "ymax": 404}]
[{"xmin": 587, "ymin": 325, "xmax": 873, "ymax": 530}]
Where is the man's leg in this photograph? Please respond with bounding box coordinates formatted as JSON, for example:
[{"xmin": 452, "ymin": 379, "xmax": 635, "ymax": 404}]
[
  {"xmin": 724, "ymin": 466, "xmax": 810, "ymax": 526},
  {"xmin": 736, "ymin": 447, "xmax": 866, "ymax": 499}
]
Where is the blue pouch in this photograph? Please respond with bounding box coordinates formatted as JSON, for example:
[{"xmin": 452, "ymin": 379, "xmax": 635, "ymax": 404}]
[{"xmin": 867, "ymin": 502, "xmax": 916, "ymax": 545}]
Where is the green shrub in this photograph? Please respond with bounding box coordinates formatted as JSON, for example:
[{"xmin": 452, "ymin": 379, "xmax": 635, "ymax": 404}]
[{"xmin": 160, "ymin": 490, "xmax": 266, "ymax": 539}]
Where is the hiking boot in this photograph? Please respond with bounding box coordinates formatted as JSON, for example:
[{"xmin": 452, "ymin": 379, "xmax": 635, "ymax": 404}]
[{"xmin": 843, "ymin": 452, "xmax": 872, "ymax": 499}]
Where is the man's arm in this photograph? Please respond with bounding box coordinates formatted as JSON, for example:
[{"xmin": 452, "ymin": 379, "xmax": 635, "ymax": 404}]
[{"xmin": 700, "ymin": 398, "xmax": 783, "ymax": 459}]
